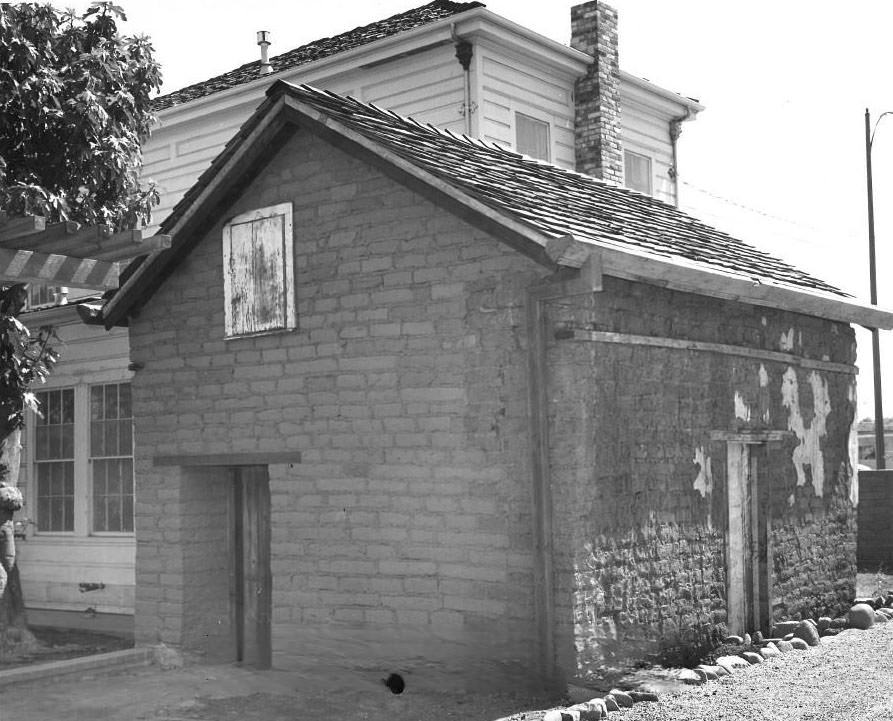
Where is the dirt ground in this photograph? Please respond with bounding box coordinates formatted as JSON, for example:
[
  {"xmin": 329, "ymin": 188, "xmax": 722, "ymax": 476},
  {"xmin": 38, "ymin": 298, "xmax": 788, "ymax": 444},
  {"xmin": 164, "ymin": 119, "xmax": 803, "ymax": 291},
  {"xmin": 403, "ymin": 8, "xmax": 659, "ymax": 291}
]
[
  {"xmin": 0, "ymin": 626, "xmax": 132, "ymax": 669},
  {"xmin": 1, "ymin": 661, "xmax": 557, "ymax": 721}
]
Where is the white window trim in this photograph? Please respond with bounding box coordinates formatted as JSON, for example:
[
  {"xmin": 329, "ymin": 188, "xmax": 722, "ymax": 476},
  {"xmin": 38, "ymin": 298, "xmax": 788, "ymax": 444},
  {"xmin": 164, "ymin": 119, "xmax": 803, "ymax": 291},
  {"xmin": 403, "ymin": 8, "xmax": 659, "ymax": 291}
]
[{"xmin": 222, "ymin": 201, "xmax": 295, "ymax": 339}]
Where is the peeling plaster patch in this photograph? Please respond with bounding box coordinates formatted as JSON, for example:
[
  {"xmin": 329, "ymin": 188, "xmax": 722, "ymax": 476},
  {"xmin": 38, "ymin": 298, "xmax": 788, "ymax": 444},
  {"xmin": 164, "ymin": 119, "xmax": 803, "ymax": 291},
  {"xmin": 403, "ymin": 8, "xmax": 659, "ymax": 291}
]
[
  {"xmin": 781, "ymin": 368, "xmax": 830, "ymax": 496},
  {"xmin": 693, "ymin": 447, "xmax": 713, "ymax": 498},
  {"xmin": 780, "ymin": 328, "xmax": 796, "ymax": 351},
  {"xmin": 734, "ymin": 391, "xmax": 751, "ymax": 422},
  {"xmin": 759, "ymin": 364, "xmax": 771, "ymax": 422}
]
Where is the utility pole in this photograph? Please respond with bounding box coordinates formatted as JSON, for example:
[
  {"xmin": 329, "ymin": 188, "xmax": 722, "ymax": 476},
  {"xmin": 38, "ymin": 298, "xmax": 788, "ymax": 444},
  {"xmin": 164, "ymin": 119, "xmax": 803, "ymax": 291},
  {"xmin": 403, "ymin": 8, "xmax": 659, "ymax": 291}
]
[{"xmin": 865, "ymin": 108, "xmax": 886, "ymax": 469}]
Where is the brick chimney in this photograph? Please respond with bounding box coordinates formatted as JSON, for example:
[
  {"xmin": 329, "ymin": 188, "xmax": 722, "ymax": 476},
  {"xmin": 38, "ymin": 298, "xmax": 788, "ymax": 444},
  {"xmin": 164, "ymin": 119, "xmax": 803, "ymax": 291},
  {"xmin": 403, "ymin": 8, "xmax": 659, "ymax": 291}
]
[{"xmin": 571, "ymin": 1, "xmax": 623, "ymax": 184}]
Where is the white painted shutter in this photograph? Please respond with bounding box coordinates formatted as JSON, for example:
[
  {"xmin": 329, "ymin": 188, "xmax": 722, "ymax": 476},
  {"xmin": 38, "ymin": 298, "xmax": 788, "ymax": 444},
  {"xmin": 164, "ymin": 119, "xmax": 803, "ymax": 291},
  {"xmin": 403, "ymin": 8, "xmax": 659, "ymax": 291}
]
[{"xmin": 223, "ymin": 202, "xmax": 294, "ymax": 337}]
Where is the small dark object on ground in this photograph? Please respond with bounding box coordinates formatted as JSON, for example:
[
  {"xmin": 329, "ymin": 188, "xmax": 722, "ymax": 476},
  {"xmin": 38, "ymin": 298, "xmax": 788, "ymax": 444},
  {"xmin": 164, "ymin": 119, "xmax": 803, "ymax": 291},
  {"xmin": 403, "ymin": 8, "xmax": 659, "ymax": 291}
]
[{"xmin": 383, "ymin": 673, "xmax": 405, "ymax": 694}]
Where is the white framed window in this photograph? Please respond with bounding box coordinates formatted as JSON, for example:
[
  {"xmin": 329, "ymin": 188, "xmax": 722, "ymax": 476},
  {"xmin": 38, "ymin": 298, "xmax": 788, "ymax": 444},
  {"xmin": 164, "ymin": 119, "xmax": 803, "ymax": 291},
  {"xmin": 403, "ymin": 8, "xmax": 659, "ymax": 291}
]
[
  {"xmin": 90, "ymin": 383, "xmax": 134, "ymax": 533},
  {"xmin": 223, "ymin": 202, "xmax": 295, "ymax": 338},
  {"xmin": 34, "ymin": 388, "xmax": 75, "ymax": 532},
  {"xmin": 32, "ymin": 382, "xmax": 134, "ymax": 535},
  {"xmin": 516, "ymin": 112, "xmax": 550, "ymax": 162},
  {"xmin": 624, "ymin": 150, "xmax": 652, "ymax": 195}
]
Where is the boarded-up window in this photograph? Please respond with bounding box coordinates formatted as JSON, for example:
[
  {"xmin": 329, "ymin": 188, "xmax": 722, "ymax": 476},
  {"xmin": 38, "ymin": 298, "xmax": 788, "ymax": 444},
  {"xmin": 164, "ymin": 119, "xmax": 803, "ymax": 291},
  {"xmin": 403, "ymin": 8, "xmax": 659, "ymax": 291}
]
[
  {"xmin": 223, "ymin": 202, "xmax": 295, "ymax": 337},
  {"xmin": 624, "ymin": 150, "xmax": 652, "ymax": 195},
  {"xmin": 516, "ymin": 112, "xmax": 550, "ymax": 162}
]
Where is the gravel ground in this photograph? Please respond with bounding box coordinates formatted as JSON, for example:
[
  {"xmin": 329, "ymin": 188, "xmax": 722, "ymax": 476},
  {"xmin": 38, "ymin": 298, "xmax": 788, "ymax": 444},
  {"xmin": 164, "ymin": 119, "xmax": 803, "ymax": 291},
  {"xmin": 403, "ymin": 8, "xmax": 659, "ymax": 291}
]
[{"xmin": 537, "ymin": 623, "xmax": 893, "ymax": 721}]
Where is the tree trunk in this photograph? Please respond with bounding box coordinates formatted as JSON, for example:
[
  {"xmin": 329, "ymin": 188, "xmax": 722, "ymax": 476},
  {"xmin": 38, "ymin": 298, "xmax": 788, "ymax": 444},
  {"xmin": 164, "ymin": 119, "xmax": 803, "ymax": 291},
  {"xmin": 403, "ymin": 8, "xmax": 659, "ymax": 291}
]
[{"xmin": 0, "ymin": 428, "xmax": 36, "ymax": 655}]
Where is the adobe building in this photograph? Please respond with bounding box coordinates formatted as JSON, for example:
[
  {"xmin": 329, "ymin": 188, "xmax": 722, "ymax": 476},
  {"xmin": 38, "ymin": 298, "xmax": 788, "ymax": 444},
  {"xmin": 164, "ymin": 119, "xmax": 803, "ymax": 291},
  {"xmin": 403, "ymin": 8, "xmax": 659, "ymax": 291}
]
[{"xmin": 95, "ymin": 81, "xmax": 893, "ymax": 688}]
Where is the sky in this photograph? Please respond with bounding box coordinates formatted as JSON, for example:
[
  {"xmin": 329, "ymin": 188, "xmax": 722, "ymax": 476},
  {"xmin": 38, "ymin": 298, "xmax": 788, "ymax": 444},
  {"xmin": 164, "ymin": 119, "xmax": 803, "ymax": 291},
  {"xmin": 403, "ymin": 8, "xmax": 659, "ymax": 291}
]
[{"xmin": 87, "ymin": 0, "xmax": 893, "ymax": 419}]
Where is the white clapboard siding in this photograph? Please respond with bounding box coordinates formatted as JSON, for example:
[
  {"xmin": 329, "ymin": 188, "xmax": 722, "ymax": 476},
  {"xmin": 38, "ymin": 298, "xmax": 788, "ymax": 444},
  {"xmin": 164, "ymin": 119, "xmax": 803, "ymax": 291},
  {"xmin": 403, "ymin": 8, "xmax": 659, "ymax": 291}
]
[
  {"xmin": 18, "ymin": 536, "xmax": 135, "ymax": 614},
  {"xmin": 478, "ymin": 49, "xmax": 576, "ymax": 168},
  {"xmin": 621, "ymin": 99, "xmax": 677, "ymax": 205},
  {"xmin": 141, "ymin": 45, "xmax": 468, "ymax": 232}
]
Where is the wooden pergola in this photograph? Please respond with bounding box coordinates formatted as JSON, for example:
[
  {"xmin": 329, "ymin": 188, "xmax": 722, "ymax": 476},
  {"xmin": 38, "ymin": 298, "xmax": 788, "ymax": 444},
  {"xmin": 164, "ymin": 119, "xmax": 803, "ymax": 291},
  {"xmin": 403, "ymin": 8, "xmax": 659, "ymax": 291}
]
[{"xmin": 0, "ymin": 212, "xmax": 171, "ymax": 289}]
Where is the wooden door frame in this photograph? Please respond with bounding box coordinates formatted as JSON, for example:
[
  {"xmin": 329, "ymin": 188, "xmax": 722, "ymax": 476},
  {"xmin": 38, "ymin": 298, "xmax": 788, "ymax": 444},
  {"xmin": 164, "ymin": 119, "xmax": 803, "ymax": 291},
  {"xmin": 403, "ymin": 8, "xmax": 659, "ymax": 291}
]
[
  {"xmin": 229, "ymin": 465, "xmax": 272, "ymax": 668},
  {"xmin": 711, "ymin": 431, "xmax": 789, "ymax": 636}
]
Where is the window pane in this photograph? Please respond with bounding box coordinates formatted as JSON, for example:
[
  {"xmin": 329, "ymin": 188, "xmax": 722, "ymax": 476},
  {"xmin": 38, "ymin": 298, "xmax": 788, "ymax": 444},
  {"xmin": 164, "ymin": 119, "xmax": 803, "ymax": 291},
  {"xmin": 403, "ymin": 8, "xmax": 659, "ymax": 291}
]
[
  {"xmin": 122, "ymin": 493, "xmax": 133, "ymax": 533},
  {"xmin": 61, "ymin": 424, "xmax": 74, "ymax": 458},
  {"xmin": 91, "ymin": 386, "xmax": 104, "ymax": 420},
  {"xmin": 121, "ymin": 421, "xmax": 133, "ymax": 455},
  {"xmin": 36, "ymin": 426, "xmax": 49, "ymax": 460},
  {"xmin": 119, "ymin": 384, "xmax": 132, "ymax": 419},
  {"xmin": 105, "ymin": 384, "xmax": 118, "ymax": 420},
  {"xmin": 516, "ymin": 112, "xmax": 550, "ymax": 162},
  {"xmin": 105, "ymin": 420, "xmax": 119, "ymax": 456},
  {"xmin": 47, "ymin": 391, "xmax": 59, "ymax": 424},
  {"xmin": 91, "ymin": 420, "xmax": 103, "ymax": 457},
  {"xmin": 61, "ymin": 389, "xmax": 74, "ymax": 424},
  {"xmin": 107, "ymin": 495, "xmax": 121, "ymax": 533},
  {"xmin": 624, "ymin": 150, "xmax": 652, "ymax": 194},
  {"xmin": 37, "ymin": 461, "xmax": 74, "ymax": 532}
]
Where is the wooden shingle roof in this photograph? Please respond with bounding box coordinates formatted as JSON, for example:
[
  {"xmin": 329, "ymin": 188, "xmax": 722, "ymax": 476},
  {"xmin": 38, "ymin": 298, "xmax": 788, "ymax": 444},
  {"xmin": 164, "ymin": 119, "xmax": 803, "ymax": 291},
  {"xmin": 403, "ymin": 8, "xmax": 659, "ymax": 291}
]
[
  {"xmin": 278, "ymin": 86, "xmax": 845, "ymax": 297},
  {"xmin": 152, "ymin": 0, "xmax": 483, "ymax": 111},
  {"xmin": 104, "ymin": 81, "xmax": 893, "ymax": 329}
]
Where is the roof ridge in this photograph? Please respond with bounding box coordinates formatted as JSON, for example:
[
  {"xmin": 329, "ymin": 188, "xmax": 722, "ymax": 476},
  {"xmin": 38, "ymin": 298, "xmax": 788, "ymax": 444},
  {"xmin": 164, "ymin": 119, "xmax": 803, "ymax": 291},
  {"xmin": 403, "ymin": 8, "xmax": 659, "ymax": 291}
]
[{"xmin": 152, "ymin": 0, "xmax": 485, "ymax": 111}]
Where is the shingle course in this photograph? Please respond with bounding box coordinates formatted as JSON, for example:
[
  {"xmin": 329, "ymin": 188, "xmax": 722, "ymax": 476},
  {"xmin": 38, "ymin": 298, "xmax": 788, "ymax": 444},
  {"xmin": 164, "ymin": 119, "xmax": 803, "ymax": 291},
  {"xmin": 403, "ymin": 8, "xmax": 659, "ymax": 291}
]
[{"xmin": 151, "ymin": 0, "xmax": 483, "ymax": 111}]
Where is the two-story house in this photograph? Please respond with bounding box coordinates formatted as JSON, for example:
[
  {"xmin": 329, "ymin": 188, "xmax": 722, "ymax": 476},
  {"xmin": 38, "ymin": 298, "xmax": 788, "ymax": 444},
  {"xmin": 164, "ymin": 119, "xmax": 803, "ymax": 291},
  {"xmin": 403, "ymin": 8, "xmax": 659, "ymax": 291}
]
[{"xmin": 16, "ymin": 0, "xmax": 703, "ymax": 635}]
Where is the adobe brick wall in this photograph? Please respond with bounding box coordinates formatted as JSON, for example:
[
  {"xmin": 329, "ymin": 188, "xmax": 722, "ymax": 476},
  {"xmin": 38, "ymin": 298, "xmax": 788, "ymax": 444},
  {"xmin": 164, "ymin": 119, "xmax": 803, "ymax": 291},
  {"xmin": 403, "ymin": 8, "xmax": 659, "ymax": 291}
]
[
  {"xmin": 134, "ymin": 464, "xmax": 232, "ymax": 656},
  {"xmin": 129, "ymin": 129, "xmax": 545, "ymax": 686},
  {"xmin": 857, "ymin": 470, "xmax": 893, "ymax": 571},
  {"xmin": 544, "ymin": 279, "xmax": 857, "ymax": 681}
]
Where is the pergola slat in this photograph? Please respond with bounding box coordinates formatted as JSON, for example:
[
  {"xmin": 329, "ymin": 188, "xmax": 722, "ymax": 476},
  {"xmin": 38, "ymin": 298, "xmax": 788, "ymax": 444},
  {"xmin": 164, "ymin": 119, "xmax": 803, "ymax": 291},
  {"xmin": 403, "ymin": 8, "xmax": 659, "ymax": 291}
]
[
  {"xmin": 0, "ymin": 224, "xmax": 170, "ymax": 260},
  {"xmin": 0, "ymin": 247, "xmax": 119, "ymax": 289}
]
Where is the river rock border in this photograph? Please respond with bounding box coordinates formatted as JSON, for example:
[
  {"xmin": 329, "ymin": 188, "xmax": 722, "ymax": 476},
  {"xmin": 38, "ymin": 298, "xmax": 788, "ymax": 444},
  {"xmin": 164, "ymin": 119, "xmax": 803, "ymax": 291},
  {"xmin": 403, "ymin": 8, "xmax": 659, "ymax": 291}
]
[{"xmin": 541, "ymin": 593, "xmax": 893, "ymax": 721}]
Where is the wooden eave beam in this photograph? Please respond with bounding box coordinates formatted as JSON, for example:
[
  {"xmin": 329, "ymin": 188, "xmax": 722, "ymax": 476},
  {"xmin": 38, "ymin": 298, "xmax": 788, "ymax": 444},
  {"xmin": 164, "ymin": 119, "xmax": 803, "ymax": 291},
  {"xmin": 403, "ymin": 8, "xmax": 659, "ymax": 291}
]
[
  {"xmin": 547, "ymin": 235, "xmax": 893, "ymax": 329},
  {"xmin": 0, "ymin": 246, "xmax": 119, "ymax": 289}
]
